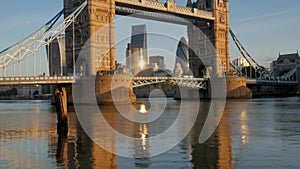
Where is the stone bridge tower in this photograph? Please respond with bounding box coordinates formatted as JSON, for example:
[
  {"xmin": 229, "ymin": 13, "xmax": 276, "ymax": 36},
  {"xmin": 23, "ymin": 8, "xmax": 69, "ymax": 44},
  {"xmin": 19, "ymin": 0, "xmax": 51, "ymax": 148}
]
[
  {"xmin": 188, "ymin": 0, "xmax": 230, "ymax": 77},
  {"xmin": 64, "ymin": 0, "xmax": 116, "ymax": 75}
]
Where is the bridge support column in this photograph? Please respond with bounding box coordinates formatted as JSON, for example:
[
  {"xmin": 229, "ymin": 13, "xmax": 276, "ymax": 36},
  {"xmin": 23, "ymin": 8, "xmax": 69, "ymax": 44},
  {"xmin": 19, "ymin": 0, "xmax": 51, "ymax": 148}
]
[
  {"xmin": 226, "ymin": 76, "xmax": 252, "ymax": 99},
  {"xmin": 55, "ymin": 86, "xmax": 68, "ymax": 125},
  {"xmin": 95, "ymin": 74, "xmax": 136, "ymax": 104}
]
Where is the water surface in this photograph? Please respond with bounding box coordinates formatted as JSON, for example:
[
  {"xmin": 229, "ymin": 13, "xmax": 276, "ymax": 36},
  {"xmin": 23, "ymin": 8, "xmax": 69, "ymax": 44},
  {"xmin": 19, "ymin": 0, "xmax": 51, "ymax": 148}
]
[{"xmin": 0, "ymin": 98, "xmax": 300, "ymax": 168}]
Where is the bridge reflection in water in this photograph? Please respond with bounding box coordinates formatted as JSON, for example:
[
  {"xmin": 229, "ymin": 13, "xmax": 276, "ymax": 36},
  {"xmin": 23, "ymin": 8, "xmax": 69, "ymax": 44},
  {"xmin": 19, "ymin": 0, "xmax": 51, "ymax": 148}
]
[
  {"xmin": 3, "ymin": 98, "xmax": 300, "ymax": 168},
  {"xmin": 53, "ymin": 100, "xmax": 235, "ymax": 168},
  {"xmin": 0, "ymin": 99, "xmax": 236, "ymax": 168}
]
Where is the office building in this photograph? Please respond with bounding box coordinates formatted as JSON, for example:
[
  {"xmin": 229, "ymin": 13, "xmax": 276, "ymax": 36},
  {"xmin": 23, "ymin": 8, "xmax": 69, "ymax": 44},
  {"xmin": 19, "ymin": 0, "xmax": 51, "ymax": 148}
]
[
  {"xmin": 149, "ymin": 56, "xmax": 164, "ymax": 69},
  {"xmin": 126, "ymin": 24, "xmax": 148, "ymax": 75}
]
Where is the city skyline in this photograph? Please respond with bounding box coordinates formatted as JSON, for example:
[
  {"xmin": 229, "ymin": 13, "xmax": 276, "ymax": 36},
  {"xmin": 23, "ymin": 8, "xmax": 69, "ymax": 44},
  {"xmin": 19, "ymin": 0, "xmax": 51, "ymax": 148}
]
[{"xmin": 0, "ymin": 0, "xmax": 299, "ymax": 72}]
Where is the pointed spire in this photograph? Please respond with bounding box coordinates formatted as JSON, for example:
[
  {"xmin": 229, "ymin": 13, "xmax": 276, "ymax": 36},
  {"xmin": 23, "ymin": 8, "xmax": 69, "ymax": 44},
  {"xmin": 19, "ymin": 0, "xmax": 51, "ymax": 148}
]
[{"xmin": 186, "ymin": 0, "xmax": 193, "ymax": 7}]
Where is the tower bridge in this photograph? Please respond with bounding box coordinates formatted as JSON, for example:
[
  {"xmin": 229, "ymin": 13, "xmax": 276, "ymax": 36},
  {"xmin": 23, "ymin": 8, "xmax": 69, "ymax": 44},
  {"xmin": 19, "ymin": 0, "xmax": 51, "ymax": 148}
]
[
  {"xmin": 1, "ymin": 0, "xmax": 299, "ymax": 124},
  {"xmin": 0, "ymin": 75, "xmax": 208, "ymax": 90},
  {"xmin": 115, "ymin": 0, "xmax": 215, "ymax": 23},
  {"xmin": 1, "ymin": 0, "xmax": 298, "ymax": 97},
  {"xmin": 64, "ymin": 0, "xmax": 230, "ymax": 76}
]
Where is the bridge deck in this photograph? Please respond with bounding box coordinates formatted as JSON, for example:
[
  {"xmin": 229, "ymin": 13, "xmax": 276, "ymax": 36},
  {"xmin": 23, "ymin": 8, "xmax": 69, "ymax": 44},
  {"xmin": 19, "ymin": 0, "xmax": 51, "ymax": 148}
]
[
  {"xmin": 0, "ymin": 76, "xmax": 74, "ymax": 86},
  {"xmin": 247, "ymin": 79, "xmax": 299, "ymax": 86},
  {"xmin": 1, "ymin": 76, "xmax": 297, "ymax": 88},
  {"xmin": 132, "ymin": 76, "xmax": 208, "ymax": 89},
  {"xmin": 132, "ymin": 76, "xmax": 205, "ymax": 81},
  {"xmin": 115, "ymin": 0, "xmax": 214, "ymax": 21},
  {"xmin": 0, "ymin": 75, "xmax": 208, "ymax": 91}
]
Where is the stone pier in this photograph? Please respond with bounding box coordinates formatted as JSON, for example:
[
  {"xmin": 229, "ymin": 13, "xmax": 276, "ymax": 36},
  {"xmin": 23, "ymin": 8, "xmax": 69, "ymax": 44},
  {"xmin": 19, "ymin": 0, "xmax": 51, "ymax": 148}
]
[
  {"xmin": 95, "ymin": 74, "xmax": 136, "ymax": 104},
  {"xmin": 73, "ymin": 74, "xmax": 136, "ymax": 105},
  {"xmin": 226, "ymin": 76, "xmax": 252, "ymax": 99}
]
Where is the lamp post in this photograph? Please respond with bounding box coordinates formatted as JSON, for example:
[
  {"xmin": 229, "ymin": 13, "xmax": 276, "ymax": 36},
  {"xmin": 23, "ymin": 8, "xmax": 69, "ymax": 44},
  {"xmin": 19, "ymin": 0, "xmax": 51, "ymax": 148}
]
[{"xmin": 72, "ymin": 19, "xmax": 76, "ymax": 77}]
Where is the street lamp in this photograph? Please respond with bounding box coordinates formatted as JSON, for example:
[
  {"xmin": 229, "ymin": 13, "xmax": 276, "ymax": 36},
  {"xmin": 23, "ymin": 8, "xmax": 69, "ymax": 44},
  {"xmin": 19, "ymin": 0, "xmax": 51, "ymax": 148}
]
[{"xmin": 72, "ymin": 19, "xmax": 76, "ymax": 77}]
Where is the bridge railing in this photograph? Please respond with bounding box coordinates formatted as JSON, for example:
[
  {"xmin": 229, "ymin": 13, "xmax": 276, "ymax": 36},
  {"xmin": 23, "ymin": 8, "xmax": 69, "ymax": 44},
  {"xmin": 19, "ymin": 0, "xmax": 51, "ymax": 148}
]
[
  {"xmin": 0, "ymin": 76, "xmax": 74, "ymax": 81},
  {"xmin": 133, "ymin": 76, "xmax": 206, "ymax": 81},
  {"xmin": 175, "ymin": 6, "xmax": 193, "ymax": 13},
  {"xmin": 247, "ymin": 79, "xmax": 299, "ymax": 86},
  {"xmin": 132, "ymin": 76, "xmax": 208, "ymax": 89},
  {"xmin": 143, "ymin": 0, "xmax": 165, "ymax": 9}
]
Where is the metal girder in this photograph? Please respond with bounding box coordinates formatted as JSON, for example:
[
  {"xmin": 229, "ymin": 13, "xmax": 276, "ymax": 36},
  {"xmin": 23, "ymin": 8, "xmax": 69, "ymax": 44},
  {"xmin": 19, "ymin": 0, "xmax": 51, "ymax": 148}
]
[
  {"xmin": 115, "ymin": 0, "xmax": 214, "ymax": 22},
  {"xmin": 229, "ymin": 29, "xmax": 263, "ymax": 71},
  {"xmin": 230, "ymin": 29, "xmax": 299, "ymax": 82},
  {"xmin": 0, "ymin": 1, "xmax": 87, "ymax": 69},
  {"xmin": 170, "ymin": 79, "xmax": 207, "ymax": 89},
  {"xmin": 116, "ymin": 6, "xmax": 191, "ymax": 25},
  {"xmin": 277, "ymin": 65, "xmax": 298, "ymax": 81},
  {"xmin": 132, "ymin": 79, "xmax": 167, "ymax": 88},
  {"xmin": 230, "ymin": 62, "xmax": 244, "ymax": 76},
  {"xmin": 132, "ymin": 76, "xmax": 207, "ymax": 89},
  {"xmin": 230, "ymin": 29, "xmax": 271, "ymax": 79}
]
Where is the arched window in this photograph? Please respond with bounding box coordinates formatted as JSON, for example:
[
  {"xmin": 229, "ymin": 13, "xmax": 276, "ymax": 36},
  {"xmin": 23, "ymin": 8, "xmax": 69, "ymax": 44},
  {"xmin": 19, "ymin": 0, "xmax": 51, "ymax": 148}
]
[{"xmin": 75, "ymin": 30, "xmax": 82, "ymax": 44}]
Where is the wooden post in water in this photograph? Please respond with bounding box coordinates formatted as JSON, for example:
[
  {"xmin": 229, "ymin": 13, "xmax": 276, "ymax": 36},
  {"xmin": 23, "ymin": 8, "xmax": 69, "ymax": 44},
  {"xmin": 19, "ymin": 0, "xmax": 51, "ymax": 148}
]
[{"xmin": 55, "ymin": 86, "xmax": 68, "ymax": 125}]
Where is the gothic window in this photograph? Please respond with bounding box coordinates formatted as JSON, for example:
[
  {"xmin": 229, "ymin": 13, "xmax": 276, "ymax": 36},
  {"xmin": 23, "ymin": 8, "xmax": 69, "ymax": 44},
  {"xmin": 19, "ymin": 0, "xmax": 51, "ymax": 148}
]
[
  {"xmin": 84, "ymin": 32, "xmax": 88, "ymax": 41},
  {"xmin": 206, "ymin": 0, "xmax": 212, "ymax": 9},
  {"xmin": 219, "ymin": 14, "xmax": 225, "ymax": 23},
  {"xmin": 218, "ymin": 0, "xmax": 224, "ymax": 7},
  {"xmin": 75, "ymin": 30, "xmax": 82, "ymax": 44}
]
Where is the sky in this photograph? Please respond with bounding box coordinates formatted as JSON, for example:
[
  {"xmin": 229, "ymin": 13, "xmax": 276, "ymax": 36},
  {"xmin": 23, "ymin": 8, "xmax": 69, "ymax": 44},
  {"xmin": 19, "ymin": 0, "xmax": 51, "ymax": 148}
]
[{"xmin": 0, "ymin": 0, "xmax": 300, "ymax": 75}]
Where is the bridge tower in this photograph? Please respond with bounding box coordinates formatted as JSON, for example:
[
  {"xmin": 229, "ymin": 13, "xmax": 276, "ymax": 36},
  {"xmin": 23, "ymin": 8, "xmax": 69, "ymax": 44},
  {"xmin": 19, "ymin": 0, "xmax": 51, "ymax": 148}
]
[
  {"xmin": 188, "ymin": 0, "xmax": 230, "ymax": 77},
  {"xmin": 64, "ymin": 0, "xmax": 116, "ymax": 75}
]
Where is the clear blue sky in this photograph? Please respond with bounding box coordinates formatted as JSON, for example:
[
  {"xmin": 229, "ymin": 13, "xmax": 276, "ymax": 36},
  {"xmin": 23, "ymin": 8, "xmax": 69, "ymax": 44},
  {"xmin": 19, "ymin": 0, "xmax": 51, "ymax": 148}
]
[{"xmin": 0, "ymin": 0, "xmax": 299, "ymax": 71}]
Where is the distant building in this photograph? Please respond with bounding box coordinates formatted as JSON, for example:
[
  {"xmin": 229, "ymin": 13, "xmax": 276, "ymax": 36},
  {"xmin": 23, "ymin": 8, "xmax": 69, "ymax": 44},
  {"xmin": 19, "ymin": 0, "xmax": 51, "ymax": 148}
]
[
  {"xmin": 174, "ymin": 37, "xmax": 190, "ymax": 77},
  {"xmin": 46, "ymin": 35, "xmax": 66, "ymax": 76},
  {"xmin": 126, "ymin": 24, "xmax": 148, "ymax": 75},
  {"xmin": 149, "ymin": 56, "xmax": 164, "ymax": 69},
  {"xmin": 232, "ymin": 57, "xmax": 250, "ymax": 67},
  {"xmin": 272, "ymin": 52, "xmax": 300, "ymax": 79},
  {"xmin": 115, "ymin": 63, "xmax": 131, "ymax": 75}
]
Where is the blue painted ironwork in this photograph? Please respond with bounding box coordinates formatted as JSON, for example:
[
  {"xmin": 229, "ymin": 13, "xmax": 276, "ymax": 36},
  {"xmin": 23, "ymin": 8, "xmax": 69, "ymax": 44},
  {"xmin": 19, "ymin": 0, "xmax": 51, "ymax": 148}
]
[
  {"xmin": 0, "ymin": 1, "xmax": 87, "ymax": 70},
  {"xmin": 116, "ymin": 6, "xmax": 192, "ymax": 24},
  {"xmin": 230, "ymin": 29, "xmax": 298, "ymax": 82},
  {"xmin": 132, "ymin": 76, "xmax": 208, "ymax": 89}
]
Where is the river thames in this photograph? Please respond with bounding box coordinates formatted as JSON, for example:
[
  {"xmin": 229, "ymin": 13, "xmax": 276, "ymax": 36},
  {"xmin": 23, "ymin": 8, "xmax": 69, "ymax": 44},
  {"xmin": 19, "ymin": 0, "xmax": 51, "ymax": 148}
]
[{"xmin": 0, "ymin": 97, "xmax": 300, "ymax": 169}]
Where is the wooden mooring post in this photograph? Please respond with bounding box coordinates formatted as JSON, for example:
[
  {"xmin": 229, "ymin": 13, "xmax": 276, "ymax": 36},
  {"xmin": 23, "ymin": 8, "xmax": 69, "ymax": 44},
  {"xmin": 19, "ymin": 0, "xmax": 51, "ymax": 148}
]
[{"xmin": 54, "ymin": 86, "xmax": 68, "ymax": 126}]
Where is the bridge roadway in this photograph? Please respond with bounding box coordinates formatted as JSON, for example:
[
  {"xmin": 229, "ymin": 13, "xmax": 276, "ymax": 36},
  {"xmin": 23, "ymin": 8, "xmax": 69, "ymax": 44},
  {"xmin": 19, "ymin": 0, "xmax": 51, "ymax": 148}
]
[
  {"xmin": 0, "ymin": 76, "xmax": 208, "ymax": 89},
  {"xmin": 0, "ymin": 76, "xmax": 75, "ymax": 86},
  {"xmin": 246, "ymin": 79, "xmax": 299, "ymax": 86},
  {"xmin": 132, "ymin": 76, "xmax": 207, "ymax": 89},
  {"xmin": 0, "ymin": 76, "xmax": 297, "ymax": 88}
]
